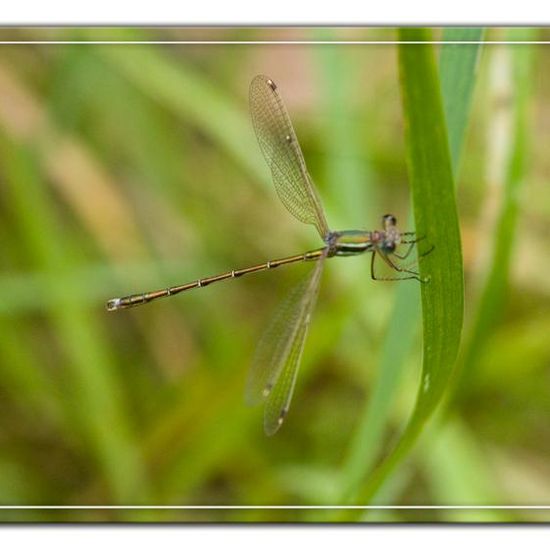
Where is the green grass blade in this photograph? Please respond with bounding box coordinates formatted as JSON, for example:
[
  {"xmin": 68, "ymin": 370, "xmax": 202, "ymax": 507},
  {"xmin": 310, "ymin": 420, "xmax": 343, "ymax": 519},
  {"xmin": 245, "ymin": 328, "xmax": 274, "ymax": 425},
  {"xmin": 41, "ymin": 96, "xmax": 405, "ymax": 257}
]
[
  {"xmin": 340, "ymin": 27, "xmax": 480, "ymax": 507},
  {"xmin": 456, "ymin": 29, "xmax": 535, "ymax": 394},
  {"xmin": 348, "ymin": 27, "xmax": 464, "ymax": 508},
  {"xmin": 440, "ymin": 27, "xmax": 485, "ymax": 171}
]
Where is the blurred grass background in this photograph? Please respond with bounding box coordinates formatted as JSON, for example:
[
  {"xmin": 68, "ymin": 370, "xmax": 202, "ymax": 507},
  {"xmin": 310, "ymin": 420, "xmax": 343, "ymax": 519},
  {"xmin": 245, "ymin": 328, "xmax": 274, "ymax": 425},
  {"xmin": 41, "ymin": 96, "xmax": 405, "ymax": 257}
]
[{"xmin": 0, "ymin": 27, "xmax": 549, "ymax": 522}]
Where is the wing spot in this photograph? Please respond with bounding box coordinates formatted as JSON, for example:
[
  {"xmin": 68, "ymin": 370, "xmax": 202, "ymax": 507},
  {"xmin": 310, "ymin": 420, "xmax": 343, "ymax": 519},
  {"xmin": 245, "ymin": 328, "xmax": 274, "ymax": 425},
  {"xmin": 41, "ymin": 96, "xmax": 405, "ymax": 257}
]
[{"xmin": 266, "ymin": 78, "xmax": 277, "ymax": 91}]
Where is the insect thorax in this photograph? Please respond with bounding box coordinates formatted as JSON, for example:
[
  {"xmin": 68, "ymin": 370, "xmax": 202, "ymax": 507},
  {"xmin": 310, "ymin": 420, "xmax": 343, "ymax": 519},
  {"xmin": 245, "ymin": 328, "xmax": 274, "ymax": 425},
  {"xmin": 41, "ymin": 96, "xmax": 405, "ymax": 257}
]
[{"xmin": 327, "ymin": 230, "xmax": 374, "ymax": 257}]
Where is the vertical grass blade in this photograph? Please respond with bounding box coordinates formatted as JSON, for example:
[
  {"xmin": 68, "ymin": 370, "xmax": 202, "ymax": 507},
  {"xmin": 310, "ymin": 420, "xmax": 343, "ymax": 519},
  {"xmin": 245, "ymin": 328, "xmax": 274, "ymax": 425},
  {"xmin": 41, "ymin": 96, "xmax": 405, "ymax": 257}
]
[
  {"xmin": 347, "ymin": 27, "xmax": 464, "ymax": 509},
  {"xmin": 440, "ymin": 27, "xmax": 485, "ymax": 171},
  {"xmin": 338, "ymin": 28, "xmax": 481, "ymax": 508},
  {"xmin": 456, "ymin": 28, "xmax": 535, "ymax": 393}
]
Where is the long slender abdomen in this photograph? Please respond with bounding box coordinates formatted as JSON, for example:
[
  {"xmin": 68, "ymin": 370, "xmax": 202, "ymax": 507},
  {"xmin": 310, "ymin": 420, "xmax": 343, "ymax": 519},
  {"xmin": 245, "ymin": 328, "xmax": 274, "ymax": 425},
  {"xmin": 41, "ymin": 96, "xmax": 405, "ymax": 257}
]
[{"xmin": 106, "ymin": 248, "xmax": 326, "ymax": 311}]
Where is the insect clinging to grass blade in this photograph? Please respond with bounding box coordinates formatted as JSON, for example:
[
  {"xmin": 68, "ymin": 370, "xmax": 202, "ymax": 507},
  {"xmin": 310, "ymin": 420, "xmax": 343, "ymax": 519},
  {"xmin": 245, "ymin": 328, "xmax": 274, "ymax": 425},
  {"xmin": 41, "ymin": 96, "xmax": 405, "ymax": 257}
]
[{"xmin": 107, "ymin": 74, "xmax": 430, "ymax": 436}]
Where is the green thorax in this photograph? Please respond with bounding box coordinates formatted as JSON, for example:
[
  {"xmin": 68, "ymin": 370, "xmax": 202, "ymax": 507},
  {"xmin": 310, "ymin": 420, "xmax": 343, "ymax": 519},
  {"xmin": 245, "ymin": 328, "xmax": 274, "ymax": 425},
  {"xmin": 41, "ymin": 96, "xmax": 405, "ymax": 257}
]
[{"xmin": 328, "ymin": 230, "xmax": 374, "ymax": 257}]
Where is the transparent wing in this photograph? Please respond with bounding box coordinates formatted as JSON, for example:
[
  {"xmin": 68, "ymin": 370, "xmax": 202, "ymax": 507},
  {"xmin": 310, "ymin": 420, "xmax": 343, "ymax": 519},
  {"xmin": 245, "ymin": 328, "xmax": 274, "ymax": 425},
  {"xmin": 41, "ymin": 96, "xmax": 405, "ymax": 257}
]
[
  {"xmin": 262, "ymin": 313, "xmax": 309, "ymax": 436},
  {"xmin": 249, "ymin": 74, "xmax": 330, "ymax": 239},
  {"xmin": 245, "ymin": 256, "xmax": 325, "ymax": 435}
]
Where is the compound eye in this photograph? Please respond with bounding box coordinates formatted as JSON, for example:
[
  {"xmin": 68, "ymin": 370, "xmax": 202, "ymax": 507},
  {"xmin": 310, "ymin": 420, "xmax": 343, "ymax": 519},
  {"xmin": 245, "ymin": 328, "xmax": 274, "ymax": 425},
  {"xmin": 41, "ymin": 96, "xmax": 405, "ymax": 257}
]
[
  {"xmin": 383, "ymin": 214, "xmax": 397, "ymax": 226},
  {"xmin": 384, "ymin": 242, "xmax": 396, "ymax": 252}
]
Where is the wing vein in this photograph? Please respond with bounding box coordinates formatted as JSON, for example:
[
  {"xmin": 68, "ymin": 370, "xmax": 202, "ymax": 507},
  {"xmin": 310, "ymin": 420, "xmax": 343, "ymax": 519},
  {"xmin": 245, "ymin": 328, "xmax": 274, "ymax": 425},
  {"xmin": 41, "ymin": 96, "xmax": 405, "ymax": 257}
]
[
  {"xmin": 246, "ymin": 256, "xmax": 325, "ymax": 435},
  {"xmin": 249, "ymin": 74, "xmax": 330, "ymax": 239}
]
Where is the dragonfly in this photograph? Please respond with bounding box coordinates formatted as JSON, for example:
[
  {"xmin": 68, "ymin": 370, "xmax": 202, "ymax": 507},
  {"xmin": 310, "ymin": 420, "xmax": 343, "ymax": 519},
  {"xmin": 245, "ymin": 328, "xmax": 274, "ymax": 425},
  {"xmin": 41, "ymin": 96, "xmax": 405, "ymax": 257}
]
[{"xmin": 107, "ymin": 74, "xmax": 428, "ymax": 436}]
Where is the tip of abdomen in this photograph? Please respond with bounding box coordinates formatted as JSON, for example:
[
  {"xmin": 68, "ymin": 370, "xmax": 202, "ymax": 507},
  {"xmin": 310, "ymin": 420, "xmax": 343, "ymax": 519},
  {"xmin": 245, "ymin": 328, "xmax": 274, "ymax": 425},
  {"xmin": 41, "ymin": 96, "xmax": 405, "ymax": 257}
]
[{"xmin": 106, "ymin": 298, "xmax": 122, "ymax": 311}]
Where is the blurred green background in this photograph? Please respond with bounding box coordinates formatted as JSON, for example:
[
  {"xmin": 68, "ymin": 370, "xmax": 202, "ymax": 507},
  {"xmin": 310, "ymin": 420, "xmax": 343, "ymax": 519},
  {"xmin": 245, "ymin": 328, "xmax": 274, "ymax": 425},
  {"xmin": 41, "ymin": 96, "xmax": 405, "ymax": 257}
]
[{"xmin": 0, "ymin": 27, "xmax": 549, "ymax": 522}]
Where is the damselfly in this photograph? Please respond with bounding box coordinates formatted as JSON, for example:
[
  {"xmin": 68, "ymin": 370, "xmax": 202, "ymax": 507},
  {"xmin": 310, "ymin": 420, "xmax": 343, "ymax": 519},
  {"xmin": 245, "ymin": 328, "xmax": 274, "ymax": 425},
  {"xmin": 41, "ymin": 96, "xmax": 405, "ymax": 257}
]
[{"xmin": 107, "ymin": 75, "xmax": 428, "ymax": 435}]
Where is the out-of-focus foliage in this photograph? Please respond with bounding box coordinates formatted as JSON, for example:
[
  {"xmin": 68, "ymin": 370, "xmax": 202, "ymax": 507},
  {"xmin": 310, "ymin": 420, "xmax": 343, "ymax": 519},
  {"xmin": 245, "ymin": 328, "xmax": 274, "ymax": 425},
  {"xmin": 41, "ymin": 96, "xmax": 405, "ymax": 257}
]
[{"xmin": 0, "ymin": 27, "xmax": 548, "ymax": 522}]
